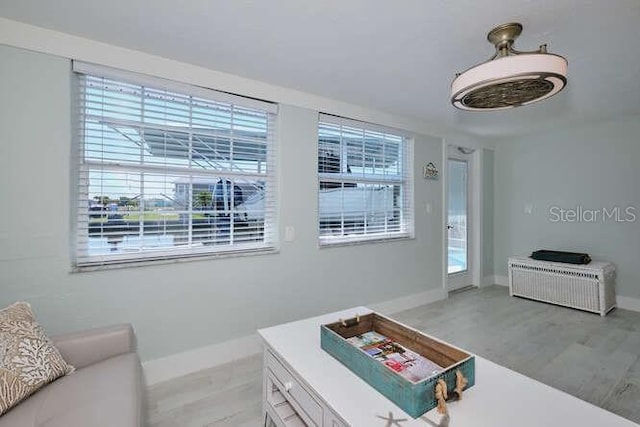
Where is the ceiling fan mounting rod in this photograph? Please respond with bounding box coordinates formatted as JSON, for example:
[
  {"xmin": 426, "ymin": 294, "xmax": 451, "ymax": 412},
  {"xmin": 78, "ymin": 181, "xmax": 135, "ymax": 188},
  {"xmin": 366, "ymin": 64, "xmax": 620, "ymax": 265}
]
[{"xmin": 488, "ymin": 23, "xmax": 549, "ymax": 59}]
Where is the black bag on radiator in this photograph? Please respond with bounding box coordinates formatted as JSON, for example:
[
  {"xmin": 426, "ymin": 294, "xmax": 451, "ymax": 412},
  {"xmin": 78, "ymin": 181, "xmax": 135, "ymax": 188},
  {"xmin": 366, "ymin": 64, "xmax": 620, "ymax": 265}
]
[{"xmin": 531, "ymin": 250, "xmax": 592, "ymax": 265}]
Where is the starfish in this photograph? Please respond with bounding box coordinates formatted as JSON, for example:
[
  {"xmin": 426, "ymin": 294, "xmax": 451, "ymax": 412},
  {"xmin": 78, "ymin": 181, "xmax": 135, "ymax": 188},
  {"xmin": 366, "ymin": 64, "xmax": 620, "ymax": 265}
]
[{"xmin": 377, "ymin": 411, "xmax": 408, "ymax": 426}]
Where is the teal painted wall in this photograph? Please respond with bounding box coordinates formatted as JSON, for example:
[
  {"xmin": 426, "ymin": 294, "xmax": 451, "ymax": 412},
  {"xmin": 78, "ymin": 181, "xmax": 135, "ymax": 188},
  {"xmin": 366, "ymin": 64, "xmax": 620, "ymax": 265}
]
[
  {"xmin": 494, "ymin": 115, "xmax": 640, "ymax": 299},
  {"xmin": 0, "ymin": 45, "xmax": 446, "ymax": 361},
  {"xmin": 482, "ymin": 149, "xmax": 495, "ymax": 278}
]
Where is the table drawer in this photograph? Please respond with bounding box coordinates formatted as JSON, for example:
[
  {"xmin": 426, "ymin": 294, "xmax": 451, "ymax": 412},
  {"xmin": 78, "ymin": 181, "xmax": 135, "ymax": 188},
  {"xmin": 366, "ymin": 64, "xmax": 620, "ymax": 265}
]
[
  {"xmin": 267, "ymin": 350, "xmax": 323, "ymax": 425},
  {"xmin": 266, "ymin": 374, "xmax": 308, "ymax": 427}
]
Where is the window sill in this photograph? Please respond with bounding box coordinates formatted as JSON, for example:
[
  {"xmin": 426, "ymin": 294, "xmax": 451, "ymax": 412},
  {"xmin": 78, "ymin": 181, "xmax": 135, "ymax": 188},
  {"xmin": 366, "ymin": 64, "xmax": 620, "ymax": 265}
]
[
  {"xmin": 318, "ymin": 233, "xmax": 414, "ymax": 249},
  {"xmin": 71, "ymin": 247, "xmax": 279, "ymax": 273}
]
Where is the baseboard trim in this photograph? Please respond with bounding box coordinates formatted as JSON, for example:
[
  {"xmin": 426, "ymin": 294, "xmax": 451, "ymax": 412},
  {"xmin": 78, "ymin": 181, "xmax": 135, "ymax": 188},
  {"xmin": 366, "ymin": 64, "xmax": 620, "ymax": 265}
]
[
  {"xmin": 617, "ymin": 295, "xmax": 640, "ymax": 313},
  {"xmin": 482, "ymin": 275, "xmax": 498, "ymax": 287},
  {"xmin": 143, "ymin": 287, "xmax": 448, "ymax": 385},
  {"xmin": 143, "ymin": 333, "xmax": 262, "ymax": 386},
  {"xmin": 369, "ymin": 287, "xmax": 447, "ymax": 315},
  {"xmin": 493, "ymin": 275, "xmax": 509, "ymax": 287}
]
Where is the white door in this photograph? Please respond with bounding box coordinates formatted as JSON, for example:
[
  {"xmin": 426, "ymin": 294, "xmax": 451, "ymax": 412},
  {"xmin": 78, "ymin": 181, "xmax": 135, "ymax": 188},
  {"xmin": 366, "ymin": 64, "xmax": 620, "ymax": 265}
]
[{"xmin": 447, "ymin": 150, "xmax": 473, "ymax": 290}]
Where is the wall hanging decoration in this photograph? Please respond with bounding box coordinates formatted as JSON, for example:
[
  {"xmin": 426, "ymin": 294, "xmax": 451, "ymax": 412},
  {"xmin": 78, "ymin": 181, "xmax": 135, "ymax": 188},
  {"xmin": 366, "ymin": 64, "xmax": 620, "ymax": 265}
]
[
  {"xmin": 451, "ymin": 22, "xmax": 568, "ymax": 111},
  {"xmin": 424, "ymin": 162, "xmax": 439, "ymax": 180}
]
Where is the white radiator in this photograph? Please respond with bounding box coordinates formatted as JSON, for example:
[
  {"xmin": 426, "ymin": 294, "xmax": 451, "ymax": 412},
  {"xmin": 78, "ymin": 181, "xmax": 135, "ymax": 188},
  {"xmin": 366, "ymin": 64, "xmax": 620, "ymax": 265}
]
[{"xmin": 508, "ymin": 256, "xmax": 616, "ymax": 316}]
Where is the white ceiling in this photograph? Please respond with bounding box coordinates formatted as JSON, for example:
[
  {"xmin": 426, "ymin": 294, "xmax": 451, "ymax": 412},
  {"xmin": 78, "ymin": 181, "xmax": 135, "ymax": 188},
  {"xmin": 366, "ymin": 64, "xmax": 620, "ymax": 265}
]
[{"xmin": 1, "ymin": 0, "xmax": 639, "ymax": 138}]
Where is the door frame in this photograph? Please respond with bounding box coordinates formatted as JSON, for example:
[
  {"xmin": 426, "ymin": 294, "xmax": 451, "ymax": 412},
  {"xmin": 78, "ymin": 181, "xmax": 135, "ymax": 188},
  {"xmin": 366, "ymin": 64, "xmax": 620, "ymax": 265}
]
[{"xmin": 443, "ymin": 143, "xmax": 483, "ymax": 292}]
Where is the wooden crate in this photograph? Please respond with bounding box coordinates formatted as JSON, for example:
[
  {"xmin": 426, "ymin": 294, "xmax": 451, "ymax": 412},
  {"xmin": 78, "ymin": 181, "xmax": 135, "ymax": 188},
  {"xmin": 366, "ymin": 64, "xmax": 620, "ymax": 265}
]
[{"xmin": 320, "ymin": 312, "xmax": 475, "ymax": 418}]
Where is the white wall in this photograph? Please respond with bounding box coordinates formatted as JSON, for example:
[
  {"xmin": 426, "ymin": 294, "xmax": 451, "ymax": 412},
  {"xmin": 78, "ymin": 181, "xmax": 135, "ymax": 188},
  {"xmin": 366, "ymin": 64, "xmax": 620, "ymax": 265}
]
[
  {"xmin": 0, "ymin": 44, "xmax": 446, "ymax": 361},
  {"xmin": 494, "ymin": 115, "xmax": 640, "ymax": 300}
]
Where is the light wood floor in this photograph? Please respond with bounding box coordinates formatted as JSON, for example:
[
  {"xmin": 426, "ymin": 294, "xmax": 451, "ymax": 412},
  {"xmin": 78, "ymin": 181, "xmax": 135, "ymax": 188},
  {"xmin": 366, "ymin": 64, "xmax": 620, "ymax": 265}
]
[{"xmin": 146, "ymin": 285, "xmax": 640, "ymax": 426}]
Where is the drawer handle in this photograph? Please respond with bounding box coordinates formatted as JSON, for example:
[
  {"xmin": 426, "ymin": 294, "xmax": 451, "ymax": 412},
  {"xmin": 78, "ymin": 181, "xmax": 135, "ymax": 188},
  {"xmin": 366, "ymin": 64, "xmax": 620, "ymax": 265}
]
[{"xmin": 284, "ymin": 381, "xmax": 293, "ymax": 392}]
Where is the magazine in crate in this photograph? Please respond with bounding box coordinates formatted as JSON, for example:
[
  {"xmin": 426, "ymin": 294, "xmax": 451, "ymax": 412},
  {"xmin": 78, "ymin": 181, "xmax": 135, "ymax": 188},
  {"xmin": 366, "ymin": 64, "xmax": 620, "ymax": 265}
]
[{"xmin": 347, "ymin": 331, "xmax": 443, "ymax": 383}]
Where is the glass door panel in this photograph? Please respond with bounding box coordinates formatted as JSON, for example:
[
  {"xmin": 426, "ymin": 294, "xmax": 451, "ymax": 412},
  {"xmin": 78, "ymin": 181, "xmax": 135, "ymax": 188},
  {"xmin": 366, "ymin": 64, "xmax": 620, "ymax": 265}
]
[{"xmin": 448, "ymin": 159, "xmax": 468, "ymax": 274}]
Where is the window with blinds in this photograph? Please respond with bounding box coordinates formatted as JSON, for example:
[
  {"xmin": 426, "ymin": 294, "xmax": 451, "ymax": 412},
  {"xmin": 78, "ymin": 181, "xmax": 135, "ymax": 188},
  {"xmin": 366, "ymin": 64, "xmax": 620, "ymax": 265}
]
[
  {"xmin": 317, "ymin": 114, "xmax": 413, "ymax": 245},
  {"xmin": 73, "ymin": 63, "xmax": 277, "ymax": 268}
]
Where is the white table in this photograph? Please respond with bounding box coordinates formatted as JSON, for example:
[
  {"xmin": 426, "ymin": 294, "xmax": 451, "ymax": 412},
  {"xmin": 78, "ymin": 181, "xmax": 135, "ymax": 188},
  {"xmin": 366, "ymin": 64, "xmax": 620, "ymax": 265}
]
[{"xmin": 258, "ymin": 307, "xmax": 638, "ymax": 427}]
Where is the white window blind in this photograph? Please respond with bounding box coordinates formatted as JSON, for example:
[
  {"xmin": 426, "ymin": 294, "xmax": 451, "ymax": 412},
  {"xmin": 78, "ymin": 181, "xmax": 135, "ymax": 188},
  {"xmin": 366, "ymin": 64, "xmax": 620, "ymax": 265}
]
[
  {"xmin": 317, "ymin": 114, "xmax": 413, "ymax": 245},
  {"xmin": 73, "ymin": 63, "xmax": 277, "ymax": 268}
]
